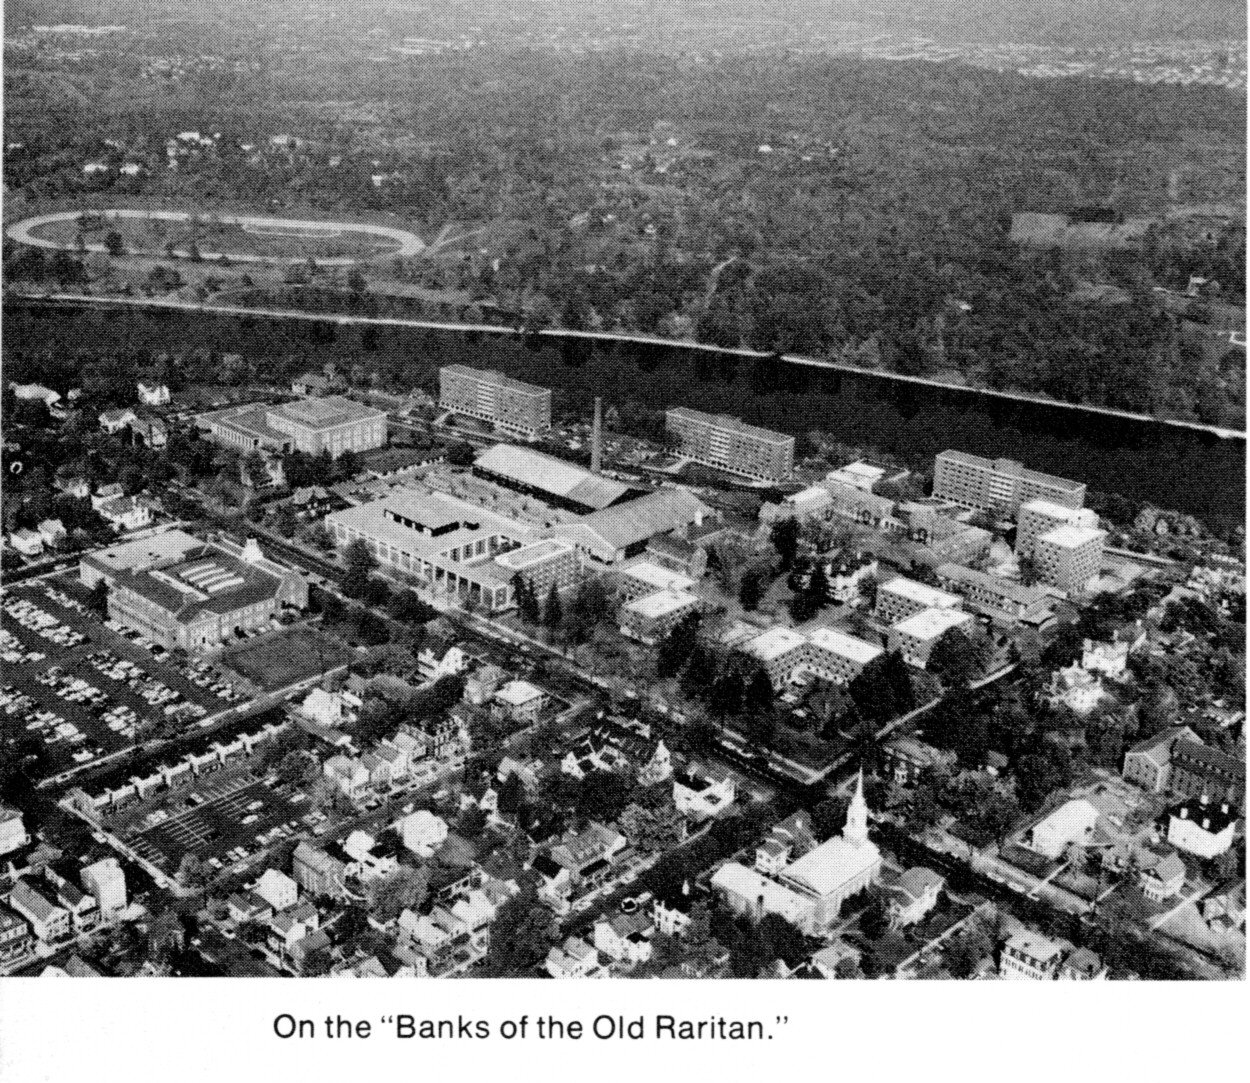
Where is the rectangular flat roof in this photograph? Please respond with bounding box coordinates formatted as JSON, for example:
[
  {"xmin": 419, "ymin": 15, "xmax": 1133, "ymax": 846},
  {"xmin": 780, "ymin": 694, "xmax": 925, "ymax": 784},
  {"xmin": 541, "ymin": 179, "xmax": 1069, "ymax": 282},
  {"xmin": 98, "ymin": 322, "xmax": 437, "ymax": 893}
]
[
  {"xmin": 1038, "ymin": 525, "xmax": 1106, "ymax": 550},
  {"xmin": 807, "ymin": 627, "xmax": 883, "ymax": 666},
  {"xmin": 937, "ymin": 450, "xmax": 1083, "ymax": 494},
  {"xmin": 441, "ymin": 365, "xmax": 549, "ymax": 396},
  {"xmin": 494, "ymin": 539, "xmax": 574, "ymax": 570},
  {"xmin": 625, "ymin": 589, "xmax": 699, "ymax": 620},
  {"xmin": 894, "ymin": 607, "xmax": 974, "ymax": 641},
  {"xmin": 275, "ymin": 395, "xmax": 386, "ymax": 429},
  {"xmin": 666, "ymin": 406, "xmax": 795, "ymax": 447},
  {"xmin": 880, "ymin": 577, "xmax": 962, "ymax": 610},
  {"xmin": 620, "ymin": 560, "xmax": 695, "ymax": 594},
  {"xmin": 1021, "ymin": 498, "xmax": 1086, "ymax": 520},
  {"xmin": 82, "ymin": 529, "xmax": 203, "ymax": 574},
  {"xmin": 743, "ymin": 626, "xmax": 808, "ymax": 662}
]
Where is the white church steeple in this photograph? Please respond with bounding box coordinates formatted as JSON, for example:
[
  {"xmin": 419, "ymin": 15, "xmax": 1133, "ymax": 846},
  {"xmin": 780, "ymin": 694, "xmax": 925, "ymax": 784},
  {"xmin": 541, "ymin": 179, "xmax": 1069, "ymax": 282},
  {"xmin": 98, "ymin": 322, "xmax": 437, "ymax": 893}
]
[{"xmin": 843, "ymin": 768, "xmax": 870, "ymax": 848}]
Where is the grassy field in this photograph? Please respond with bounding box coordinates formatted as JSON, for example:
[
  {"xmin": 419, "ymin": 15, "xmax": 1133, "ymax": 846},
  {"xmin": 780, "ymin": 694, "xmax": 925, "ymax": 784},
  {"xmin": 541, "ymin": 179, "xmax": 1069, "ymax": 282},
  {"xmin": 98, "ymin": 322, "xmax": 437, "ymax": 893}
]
[{"xmin": 220, "ymin": 626, "xmax": 354, "ymax": 692}]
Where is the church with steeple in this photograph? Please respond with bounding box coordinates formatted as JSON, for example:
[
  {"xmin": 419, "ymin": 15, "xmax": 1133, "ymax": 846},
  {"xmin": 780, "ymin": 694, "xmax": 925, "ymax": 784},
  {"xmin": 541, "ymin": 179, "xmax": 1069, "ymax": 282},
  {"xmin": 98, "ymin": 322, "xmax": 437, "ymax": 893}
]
[{"xmin": 711, "ymin": 770, "xmax": 882, "ymax": 936}]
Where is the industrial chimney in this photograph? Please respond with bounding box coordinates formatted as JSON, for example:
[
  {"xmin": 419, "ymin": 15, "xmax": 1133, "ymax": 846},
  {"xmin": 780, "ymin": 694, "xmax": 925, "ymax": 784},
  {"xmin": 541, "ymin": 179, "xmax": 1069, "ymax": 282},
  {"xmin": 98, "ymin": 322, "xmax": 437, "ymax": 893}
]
[{"xmin": 590, "ymin": 396, "xmax": 603, "ymax": 475}]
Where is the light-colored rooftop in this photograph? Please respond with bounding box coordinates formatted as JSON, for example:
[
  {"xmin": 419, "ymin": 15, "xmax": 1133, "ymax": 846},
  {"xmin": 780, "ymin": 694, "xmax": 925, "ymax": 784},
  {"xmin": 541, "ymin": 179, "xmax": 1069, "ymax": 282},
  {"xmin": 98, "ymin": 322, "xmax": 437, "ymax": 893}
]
[
  {"xmin": 620, "ymin": 560, "xmax": 695, "ymax": 594},
  {"xmin": 276, "ymin": 395, "xmax": 386, "ymax": 429},
  {"xmin": 83, "ymin": 529, "xmax": 202, "ymax": 575},
  {"xmin": 807, "ymin": 627, "xmax": 883, "ymax": 666},
  {"xmin": 780, "ymin": 833, "xmax": 882, "ymax": 897},
  {"xmin": 711, "ymin": 863, "xmax": 813, "ymax": 919},
  {"xmin": 743, "ymin": 626, "xmax": 808, "ymax": 663},
  {"xmin": 493, "ymin": 538, "xmax": 574, "ymax": 570},
  {"xmin": 893, "ymin": 606, "xmax": 974, "ymax": 642},
  {"xmin": 625, "ymin": 589, "xmax": 699, "ymax": 621},
  {"xmin": 1021, "ymin": 498, "xmax": 1089, "ymax": 521},
  {"xmin": 495, "ymin": 679, "xmax": 545, "ymax": 707},
  {"xmin": 1038, "ymin": 524, "xmax": 1107, "ymax": 550},
  {"xmin": 474, "ymin": 444, "xmax": 631, "ymax": 510},
  {"xmin": 880, "ymin": 577, "xmax": 962, "ymax": 610}
]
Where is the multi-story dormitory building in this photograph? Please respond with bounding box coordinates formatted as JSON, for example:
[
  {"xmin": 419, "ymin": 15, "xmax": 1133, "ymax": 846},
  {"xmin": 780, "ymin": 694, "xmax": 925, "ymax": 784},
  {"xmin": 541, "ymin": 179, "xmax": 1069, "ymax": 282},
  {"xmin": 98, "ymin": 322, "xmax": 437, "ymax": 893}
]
[
  {"xmin": 933, "ymin": 451, "xmax": 1085, "ymax": 517},
  {"xmin": 665, "ymin": 407, "xmax": 795, "ymax": 483},
  {"xmin": 439, "ymin": 366, "xmax": 552, "ymax": 440}
]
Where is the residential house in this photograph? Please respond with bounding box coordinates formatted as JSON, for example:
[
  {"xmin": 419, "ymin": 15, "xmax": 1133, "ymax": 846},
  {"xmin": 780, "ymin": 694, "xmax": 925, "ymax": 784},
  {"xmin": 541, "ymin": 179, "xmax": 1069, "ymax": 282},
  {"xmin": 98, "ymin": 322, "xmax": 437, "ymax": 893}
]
[
  {"xmin": 593, "ymin": 912, "xmax": 654, "ymax": 966},
  {"xmin": 416, "ymin": 634, "xmax": 469, "ymax": 683},
  {"xmin": 882, "ymin": 868, "xmax": 945, "ymax": 930},
  {"xmin": 809, "ymin": 940, "xmax": 863, "ymax": 979},
  {"xmin": 464, "ymin": 664, "xmax": 506, "ymax": 706},
  {"xmin": 8, "ymin": 880, "xmax": 71, "ymax": 942},
  {"xmin": 269, "ymin": 901, "xmax": 321, "ymax": 957},
  {"xmin": 8, "ymin": 530, "xmax": 44, "ymax": 558},
  {"xmin": 652, "ymin": 891, "xmax": 695, "ymax": 937},
  {"xmin": 1199, "ymin": 883, "xmax": 1245, "ymax": 936},
  {"xmin": 1167, "ymin": 796, "xmax": 1237, "ymax": 858},
  {"xmin": 493, "ymin": 680, "xmax": 546, "ymax": 725},
  {"xmin": 37, "ymin": 520, "xmax": 67, "ymax": 547},
  {"xmin": 1000, "ymin": 931, "xmax": 1067, "ymax": 979},
  {"xmin": 137, "ymin": 381, "xmax": 172, "ymax": 406},
  {"xmin": 288, "ymin": 928, "xmax": 333, "ymax": 975},
  {"xmin": 882, "ymin": 736, "xmax": 956, "ymax": 785},
  {"xmin": 81, "ymin": 858, "xmax": 126, "ymax": 916},
  {"xmin": 1140, "ymin": 852, "xmax": 1187, "ymax": 903},
  {"xmin": 96, "ymin": 495, "xmax": 154, "ymax": 532},
  {"xmin": 90, "ymin": 482, "xmax": 124, "ymax": 509},
  {"xmin": 545, "ymin": 936, "xmax": 609, "ymax": 978},
  {"xmin": 755, "ymin": 811, "xmax": 816, "ymax": 877},
  {"xmin": 673, "ymin": 765, "xmax": 735, "ymax": 820},
  {"xmin": 324, "ymin": 755, "xmax": 369, "ymax": 802},
  {"xmin": 1057, "ymin": 947, "xmax": 1107, "ymax": 980},
  {"xmin": 99, "ymin": 408, "xmax": 137, "ymax": 434},
  {"xmin": 227, "ymin": 892, "xmax": 275, "ymax": 926},
  {"xmin": 0, "ymin": 907, "xmax": 34, "ymax": 971}
]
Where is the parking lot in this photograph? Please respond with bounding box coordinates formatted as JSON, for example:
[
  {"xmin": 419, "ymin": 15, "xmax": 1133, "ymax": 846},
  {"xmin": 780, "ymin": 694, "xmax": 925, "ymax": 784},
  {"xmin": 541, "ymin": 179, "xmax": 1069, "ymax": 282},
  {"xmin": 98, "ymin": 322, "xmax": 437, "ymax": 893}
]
[
  {"xmin": 0, "ymin": 576, "xmax": 245, "ymax": 778},
  {"xmin": 112, "ymin": 764, "xmax": 312, "ymax": 875}
]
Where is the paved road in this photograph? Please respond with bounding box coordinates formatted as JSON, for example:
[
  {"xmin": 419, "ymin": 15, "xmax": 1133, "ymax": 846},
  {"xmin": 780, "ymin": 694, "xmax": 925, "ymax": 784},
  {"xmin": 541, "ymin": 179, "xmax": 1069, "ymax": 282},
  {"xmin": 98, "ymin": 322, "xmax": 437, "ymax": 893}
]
[{"xmin": 7, "ymin": 210, "xmax": 426, "ymax": 266}]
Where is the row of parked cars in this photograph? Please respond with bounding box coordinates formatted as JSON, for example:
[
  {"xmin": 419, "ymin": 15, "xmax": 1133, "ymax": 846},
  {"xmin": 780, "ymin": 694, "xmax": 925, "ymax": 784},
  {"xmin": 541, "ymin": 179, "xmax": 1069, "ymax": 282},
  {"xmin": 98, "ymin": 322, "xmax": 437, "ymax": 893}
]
[{"xmin": 2, "ymin": 592, "xmax": 87, "ymax": 649}]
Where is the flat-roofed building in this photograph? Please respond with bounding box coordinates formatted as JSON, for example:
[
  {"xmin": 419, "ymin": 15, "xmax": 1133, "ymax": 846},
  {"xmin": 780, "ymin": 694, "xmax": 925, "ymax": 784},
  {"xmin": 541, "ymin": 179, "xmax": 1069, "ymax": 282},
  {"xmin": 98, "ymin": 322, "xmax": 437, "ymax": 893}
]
[
  {"xmin": 875, "ymin": 577, "xmax": 963, "ymax": 626},
  {"xmin": 888, "ymin": 607, "xmax": 975, "ymax": 669},
  {"xmin": 741, "ymin": 625, "xmax": 882, "ymax": 687},
  {"xmin": 473, "ymin": 444, "xmax": 637, "ymax": 513},
  {"xmin": 105, "ymin": 538, "xmax": 308, "ymax": 654},
  {"xmin": 198, "ymin": 395, "xmax": 387, "ymax": 457},
  {"xmin": 803, "ymin": 627, "xmax": 883, "ymax": 685},
  {"xmin": 741, "ymin": 626, "xmax": 809, "ymax": 687},
  {"xmin": 665, "ymin": 407, "xmax": 794, "ymax": 482},
  {"xmin": 616, "ymin": 560, "xmax": 696, "ymax": 603},
  {"xmin": 492, "ymin": 538, "xmax": 579, "ymax": 600},
  {"xmin": 79, "ymin": 528, "xmax": 206, "ymax": 588},
  {"xmin": 1016, "ymin": 500, "xmax": 1101, "ymax": 561},
  {"xmin": 1034, "ymin": 524, "xmax": 1106, "ymax": 594},
  {"xmin": 825, "ymin": 460, "xmax": 907, "ymax": 493},
  {"xmin": 935, "ymin": 564, "xmax": 1052, "ymax": 626},
  {"xmin": 620, "ymin": 589, "xmax": 700, "ymax": 645},
  {"xmin": 439, "ymin": 366, "xmax": 551, "ymax": 439},
  {"xmin": 933, "ymin": 451, "xmax": 1085, "ymax": 517},
  {"xmin": 327, "ymin": 488, "xmax": 535, "ymax": 612}
]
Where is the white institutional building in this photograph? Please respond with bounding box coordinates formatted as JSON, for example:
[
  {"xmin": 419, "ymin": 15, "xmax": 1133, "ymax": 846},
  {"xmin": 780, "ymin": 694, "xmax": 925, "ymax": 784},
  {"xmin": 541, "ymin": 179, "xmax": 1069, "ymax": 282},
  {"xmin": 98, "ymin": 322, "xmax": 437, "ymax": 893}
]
[{"xmin": 712, "ymin": 771, "xmax": 881, "ymax": 935}]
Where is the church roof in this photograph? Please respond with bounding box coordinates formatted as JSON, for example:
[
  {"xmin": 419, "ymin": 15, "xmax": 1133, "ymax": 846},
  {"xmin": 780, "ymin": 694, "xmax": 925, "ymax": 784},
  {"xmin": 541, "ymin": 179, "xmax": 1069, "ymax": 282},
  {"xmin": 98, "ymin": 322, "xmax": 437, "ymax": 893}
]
[{"xmin": 780, "ymin": 835, "xmax": 881, "ymax": 897}]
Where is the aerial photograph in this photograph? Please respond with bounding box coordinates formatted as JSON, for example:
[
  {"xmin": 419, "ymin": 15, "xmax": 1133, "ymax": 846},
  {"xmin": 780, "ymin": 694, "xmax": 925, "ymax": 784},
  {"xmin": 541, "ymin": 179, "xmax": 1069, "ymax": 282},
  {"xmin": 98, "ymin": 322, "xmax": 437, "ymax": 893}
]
[{"xmin": 0, "ymin": 0, "xmax": 1244, "ymax": 987}]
